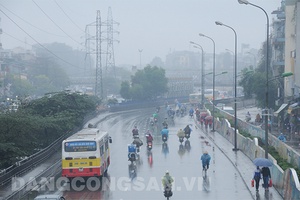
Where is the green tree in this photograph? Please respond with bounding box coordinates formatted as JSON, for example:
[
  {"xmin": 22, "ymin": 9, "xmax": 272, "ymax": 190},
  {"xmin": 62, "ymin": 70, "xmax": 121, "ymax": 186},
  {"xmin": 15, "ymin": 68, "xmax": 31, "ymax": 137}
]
[
  {"xmin": 120, "ymin": 81, "xmax": 131, "ymax": 99},
  {"xmin": 0, "ymin": 91, "xmax": 100, "ymax": 169},
  {"xmin": 238, "ymin": 40, "xmax": 279, "ymax": 109},
  {"xmin": 121, "ymin": 65, "xmax": 168, "ymax": 100},
  {"xmin": 7, "ymin": 75, "xmax": 34, "ymax": 97}
]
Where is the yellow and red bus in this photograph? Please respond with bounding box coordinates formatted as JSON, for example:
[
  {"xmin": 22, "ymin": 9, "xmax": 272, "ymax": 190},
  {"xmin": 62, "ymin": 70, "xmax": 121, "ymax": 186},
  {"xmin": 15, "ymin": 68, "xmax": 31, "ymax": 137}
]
[{"xmin": 62, "ymin": 128, "xmax": 112, "ymax": 178}]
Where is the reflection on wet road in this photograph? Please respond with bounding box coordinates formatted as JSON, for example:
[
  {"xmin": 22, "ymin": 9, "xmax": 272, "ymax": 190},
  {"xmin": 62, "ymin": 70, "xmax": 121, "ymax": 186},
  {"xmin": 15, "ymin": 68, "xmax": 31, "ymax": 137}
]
[{"xmin": 60, "ymin": 109, "xmax": 253, "ymax": 200}]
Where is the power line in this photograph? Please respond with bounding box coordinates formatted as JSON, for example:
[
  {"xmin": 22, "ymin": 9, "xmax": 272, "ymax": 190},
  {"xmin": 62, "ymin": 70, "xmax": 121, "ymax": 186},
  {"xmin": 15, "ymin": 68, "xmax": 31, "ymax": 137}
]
[
  {"xmin": 54, "ymin": 0, "xmax": 85, "ymax": 33},
  {"xmin": 0, "ymin": 8, "xmax": 81, "ymax": 69},
  {"xmin": 0, "ymin": 3, "xmax": 67, "ymax": 38},
  {"xmin": 3, "ymin": 31, "xmax": 32, "ymax": 47},
  {"xmin": 32, "ymin": 0, "xmax": 84, "ymax": 48}
]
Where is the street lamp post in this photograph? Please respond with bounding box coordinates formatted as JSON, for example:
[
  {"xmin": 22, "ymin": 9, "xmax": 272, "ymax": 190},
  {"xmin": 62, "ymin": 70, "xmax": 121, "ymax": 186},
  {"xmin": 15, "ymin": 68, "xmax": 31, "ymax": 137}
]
[
  {"xmin": 138, "ymin": 49, "xmax": 143, "ymax": 68},
  {"xmin": 225, "ymin": 49, "xmax": 235, "ymax": 98},
  {"xmin": 238, "ymin": 0, "xmax": 270, "ymax": 158},
  {"xmin": 199, "ymin": 33, "xmax": 216, "ymax": 132},
  {"xmin": 215, "ymin": 21, "xmax": 238, "ymax": 151},
  {"xmin": 190, "ymin": 41, "xmax": 205, "ymax": 108}
]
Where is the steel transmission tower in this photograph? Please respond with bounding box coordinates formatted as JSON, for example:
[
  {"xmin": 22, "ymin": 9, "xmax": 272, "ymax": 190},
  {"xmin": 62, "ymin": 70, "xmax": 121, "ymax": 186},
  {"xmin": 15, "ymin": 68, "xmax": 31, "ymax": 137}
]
[
  {"xmin": 85, "ymin": 10, "xmax": 103, "ymax": 98},
  {"xmin": 95, "ymin": 10, "xmax": 102, "ymax": 98},
  {"xmin": 84, "ymin": 8, "xmax": 118, "ymax": 99},
  {"xmin": 105, "ymin": 7, "xmax": 119, "ymax": 77}
]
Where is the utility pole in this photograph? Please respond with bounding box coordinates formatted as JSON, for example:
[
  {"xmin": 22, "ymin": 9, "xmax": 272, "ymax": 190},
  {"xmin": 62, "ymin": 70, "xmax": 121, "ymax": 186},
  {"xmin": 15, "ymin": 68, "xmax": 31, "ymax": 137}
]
[{"xmin": 138, "ymin": 49, "xmax": 143, "ymax": 68}]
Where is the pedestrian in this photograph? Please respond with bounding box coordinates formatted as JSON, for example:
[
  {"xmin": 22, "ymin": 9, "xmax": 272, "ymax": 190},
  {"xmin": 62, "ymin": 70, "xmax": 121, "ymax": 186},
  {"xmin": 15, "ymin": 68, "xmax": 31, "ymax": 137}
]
[
  {"xmin": 278, "ymin": 133, "xmax": 286, "ymax": 142},
  {"xmin": 261, "ymin": 166, "xmax": 271, "ymax": 190},
  {"xmin": 253, "ymin": 166, "xmax": 261, "ymax": 192}
]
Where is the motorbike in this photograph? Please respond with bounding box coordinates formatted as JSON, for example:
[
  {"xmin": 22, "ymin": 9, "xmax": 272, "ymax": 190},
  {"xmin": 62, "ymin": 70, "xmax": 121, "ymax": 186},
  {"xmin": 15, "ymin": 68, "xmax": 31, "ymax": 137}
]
[
  {"xmin": 128, "ymin": 163, "xmax": 137, "ymax": 180},
  {"xmin": 162, "ymin": 134, "xmax": 168, "ymax": 142},
  {"xmin": 147, "ymin": 141, "xmax": 153, "ymax": 151},
  {"xmin": 185, "ymin": 132, "xmax": 190, "ymax": 140},
  {"xmin": 128, "ymin": 144, "xmax": 138, "ymax": 163},
  {"xmin": 179, "ymin": 136, "xmax": 184, "ymax": 143},
  {"xmin": 128, "ymin": 152, "xmax": 137, "ymax": 162},
  {"xmin": 164, "ymin": 185, "xmax": 173, "ymax": 200}
]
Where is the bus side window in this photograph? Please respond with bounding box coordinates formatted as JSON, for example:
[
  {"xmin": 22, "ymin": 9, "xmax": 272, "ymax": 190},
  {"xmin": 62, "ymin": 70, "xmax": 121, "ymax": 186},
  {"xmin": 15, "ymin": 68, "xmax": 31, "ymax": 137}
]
[
  {"xmin": 100, "ymin": 145, "xmax": 104, "ymax": 156},
  {"xmin": 105, "ymin": 140, "xmax": 109, "ymax": 150}
]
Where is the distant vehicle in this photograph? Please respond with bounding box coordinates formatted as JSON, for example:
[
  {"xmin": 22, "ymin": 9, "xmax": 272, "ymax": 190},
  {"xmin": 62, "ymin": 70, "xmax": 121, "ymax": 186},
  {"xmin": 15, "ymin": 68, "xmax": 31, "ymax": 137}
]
[
  {"xmin": 189, "ymin": 93, "xmax": 201, "ymax": 106},
  {"xmin": 216, "ymin": 103, "xmax": 225, "ymax": 110},
  {"xmin": 62, "ymin": 127, "xmax": 112, "ymax": 179},
  {"xmin": 222, "ymin": 106, "xmax": 235, "ymax": 115},
  {"xmin": 204, "ymin": 89, "xmax": 220, "ymax": 100},
  {"xmin": 34, "ymin": 194, "xmax": 65, "ymax": 200}
]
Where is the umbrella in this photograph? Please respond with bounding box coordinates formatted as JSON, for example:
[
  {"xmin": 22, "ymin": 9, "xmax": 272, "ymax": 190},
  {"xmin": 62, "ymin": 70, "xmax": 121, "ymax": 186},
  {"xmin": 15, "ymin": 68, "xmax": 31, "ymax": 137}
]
[
  {"xmin": 205, "ymin": 116, "xmax": 213, "ymax": 120},
  {"xmin": 200, "ymin": 112, "xmax": 208, "ymax": 117},
  {"xmin": 253, "ymin": 158, "xmax": 273, "ymax": 167}
]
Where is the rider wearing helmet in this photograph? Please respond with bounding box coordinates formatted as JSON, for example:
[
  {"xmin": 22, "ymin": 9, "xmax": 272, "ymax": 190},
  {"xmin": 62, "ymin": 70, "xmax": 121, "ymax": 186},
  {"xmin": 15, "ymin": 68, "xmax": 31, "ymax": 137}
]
[
  {"xmin": 162, "ymin": 118, "xmax": 168, "ymax": 129},
  {"xmin": 162, "ymin": 170, "xmax": 174, "ymax": 190},
  {"xmin": 132, "ymin": 135, "xmax": 143, "ymax": 149},
  {"xmin": 200, "ymin": 151, "xmax": 211, "ymax": 170},
  {"xmin": 146, "ymin": 131, "xmax": 153, "ymax": 143},
  {"xmin": 132, "ymin": 126, "xmax": 139, "ymax": 137}
]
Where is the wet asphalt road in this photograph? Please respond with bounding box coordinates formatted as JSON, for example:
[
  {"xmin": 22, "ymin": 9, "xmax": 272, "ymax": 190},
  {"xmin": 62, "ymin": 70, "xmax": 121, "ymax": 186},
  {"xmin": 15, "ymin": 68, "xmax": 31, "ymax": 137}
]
[{"xmin": 59, "ymin": 108, "xmax": 253, "ymax": 200}]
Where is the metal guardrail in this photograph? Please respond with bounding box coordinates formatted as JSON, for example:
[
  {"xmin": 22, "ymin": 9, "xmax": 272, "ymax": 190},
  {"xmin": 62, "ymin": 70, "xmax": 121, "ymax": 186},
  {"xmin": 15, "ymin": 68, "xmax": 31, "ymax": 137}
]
[
  {"xmin": 5, "ymin": 160, "xmax": 61, "ymax": 200},
  {"xmin": 0, "ymin": 110, "xmax": 102, "ymax": 188},
  {"xmin": 0, "ymin": 132, "xmax": 73, "ymax": 188}
]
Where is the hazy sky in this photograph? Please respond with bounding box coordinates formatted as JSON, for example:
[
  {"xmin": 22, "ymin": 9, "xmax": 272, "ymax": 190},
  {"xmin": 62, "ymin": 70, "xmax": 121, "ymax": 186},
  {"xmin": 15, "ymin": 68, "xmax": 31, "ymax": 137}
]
[{"xmin": 1, "ymin": 0, "xmax": 281, "ymax": 66}]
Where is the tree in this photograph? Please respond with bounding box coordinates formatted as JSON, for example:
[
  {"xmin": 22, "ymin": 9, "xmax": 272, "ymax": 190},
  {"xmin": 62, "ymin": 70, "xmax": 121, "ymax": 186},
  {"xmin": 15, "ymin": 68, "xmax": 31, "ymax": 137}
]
[
  {"xmin": 238, "ymin": 40, "xmax": 279, "ymax": 109},
  {"xmin": 120, "ymin": 65, "xmax": 168, "ymax": 100},
  {"xmin": 120, "ymin": 81, "xmax": 131, "ymax": 99},
  {"xmin": 0, "ymin": 91, "xmax": 100, "ymax": 169}
]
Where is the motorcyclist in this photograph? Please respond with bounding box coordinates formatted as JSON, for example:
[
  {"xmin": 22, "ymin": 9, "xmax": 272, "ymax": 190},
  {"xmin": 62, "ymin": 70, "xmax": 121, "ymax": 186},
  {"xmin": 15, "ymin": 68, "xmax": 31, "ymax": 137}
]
[
  {"xmin": 161, "ymin": 128, "xmax": 169, "ymax": 141},
  {"xmin": 177, "ymin": 128, "xmax": 185, "ymax": 138},
  {"xmin": 162, "ymin": 170, "xmax": 174, "ymax": 196},
  {"xmin": 184, "ymin": 125, "xmax": 192, "ymax": 137},
  {"xmin": 132, "ymin": 135, "xmax": 143, "ymax": 151},
  {"xmin": 200, "ymin": 151, "xmax": 211, "ymax": 170},
  {"xmin": 132, "ymin": 126, "xmax": 139, "ymax": 137},
  {"xmin": 189, "ymin": 107, "xmax": 194, "ymax": 118},
  {"xmin": 162, "ymin": 118, "xmax": 168, "ymax": 129},
  {"xmin": 146, "ymin": 132, "xmax": 153, "ymax": 143}
]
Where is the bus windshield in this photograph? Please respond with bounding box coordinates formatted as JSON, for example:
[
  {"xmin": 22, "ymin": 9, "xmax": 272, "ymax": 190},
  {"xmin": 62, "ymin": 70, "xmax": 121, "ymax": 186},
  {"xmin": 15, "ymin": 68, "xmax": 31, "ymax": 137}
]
[{"xmin": 64, "ymin": 141, "xmax": 97, "ymax": 152}]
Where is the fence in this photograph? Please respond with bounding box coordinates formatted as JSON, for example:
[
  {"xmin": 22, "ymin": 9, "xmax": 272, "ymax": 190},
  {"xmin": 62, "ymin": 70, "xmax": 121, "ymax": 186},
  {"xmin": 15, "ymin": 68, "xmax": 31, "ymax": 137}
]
[{"xmin": 215, "ymin": 110, "xmax": 300, "ymax": 199}]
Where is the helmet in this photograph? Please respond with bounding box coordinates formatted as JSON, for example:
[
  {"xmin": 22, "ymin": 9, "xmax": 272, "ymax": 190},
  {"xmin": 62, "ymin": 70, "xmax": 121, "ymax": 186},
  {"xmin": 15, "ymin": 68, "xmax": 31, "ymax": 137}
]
[{"xmin": 165, "ymin": 170, "xmax": 169, "ymax": 174}]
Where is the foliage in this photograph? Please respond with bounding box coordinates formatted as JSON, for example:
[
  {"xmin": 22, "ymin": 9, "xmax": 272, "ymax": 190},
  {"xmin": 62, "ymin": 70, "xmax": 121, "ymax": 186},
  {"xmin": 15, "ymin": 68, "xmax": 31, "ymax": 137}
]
[
  {"xmin": 120, "ymin": 65, "xmax": 168, "ymax": 100},
  {"xmin": 0, "ymin": 91, "xmax": 99, "ymax": 169},
  {"xmin": 238, "ymin": 40, "xmax": 278, "ymax": 109}
]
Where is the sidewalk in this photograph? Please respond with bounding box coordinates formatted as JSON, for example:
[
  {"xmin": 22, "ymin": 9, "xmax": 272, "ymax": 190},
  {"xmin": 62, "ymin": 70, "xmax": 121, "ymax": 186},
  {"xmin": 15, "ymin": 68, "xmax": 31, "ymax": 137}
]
[{"xmin": 203, "ymin": 129, "xmax": 283, "ymax": 200}]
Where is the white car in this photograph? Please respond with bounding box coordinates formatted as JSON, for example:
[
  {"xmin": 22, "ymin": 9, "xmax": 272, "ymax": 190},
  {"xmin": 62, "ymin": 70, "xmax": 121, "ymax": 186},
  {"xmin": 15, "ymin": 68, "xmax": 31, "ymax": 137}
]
[{"xmin": 34, "ymin": 194, "xmax": 65, "ymax": 200}]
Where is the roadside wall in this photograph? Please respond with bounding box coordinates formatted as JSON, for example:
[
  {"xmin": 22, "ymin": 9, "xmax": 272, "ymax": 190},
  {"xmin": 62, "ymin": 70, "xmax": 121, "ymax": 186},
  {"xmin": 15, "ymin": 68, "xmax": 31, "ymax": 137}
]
[
  {"xmin": 215, "ymin": 116, "xmax": 300, "ymax": 199},
  {"xmin": 219, "ymin": 109, "xmax": 300, "ymax": 170}
]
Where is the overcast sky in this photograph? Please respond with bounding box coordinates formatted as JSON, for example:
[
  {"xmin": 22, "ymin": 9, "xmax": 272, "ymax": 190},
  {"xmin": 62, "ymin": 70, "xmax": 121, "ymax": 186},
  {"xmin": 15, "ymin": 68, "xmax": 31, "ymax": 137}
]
[{"xmin": 1, "ymin": 0, "xmax": 281, "ymax": 66}]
